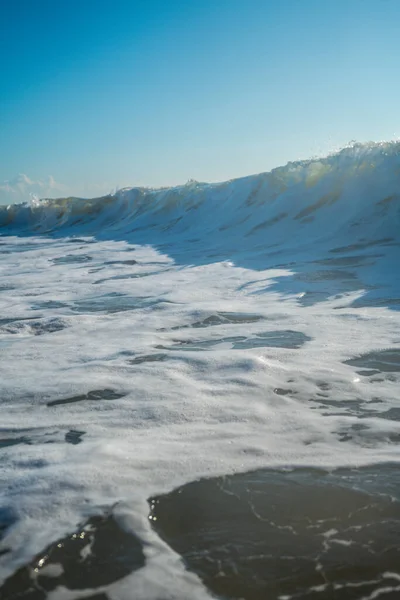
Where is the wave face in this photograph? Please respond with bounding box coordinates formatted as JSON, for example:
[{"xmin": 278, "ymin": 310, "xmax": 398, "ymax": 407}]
[
  {"xmin": 1, "ymin": 142, "xmax": 400, "ymax": 600},
  {"xmin": 1, "ymin": 141, "xmax": 400, "ymax": 253}
]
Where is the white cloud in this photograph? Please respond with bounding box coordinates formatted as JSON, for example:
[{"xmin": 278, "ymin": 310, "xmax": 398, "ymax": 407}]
[
  {"xmin": 0, "ymin": 174, "xmax": 68, "ymax": 205},
  {"xmin": 0, "ymin": 174, "xmax": 122, "ymax": 204}
]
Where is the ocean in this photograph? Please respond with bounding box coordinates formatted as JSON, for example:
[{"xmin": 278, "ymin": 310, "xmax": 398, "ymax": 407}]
[{"xmin": 0, "ymin": 142, "xmax": 400, "ymax": 599}]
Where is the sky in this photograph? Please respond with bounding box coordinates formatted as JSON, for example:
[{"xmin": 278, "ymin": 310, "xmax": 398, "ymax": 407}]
[{"xmin": 1, "ymin": 0, "xmax": 400, "ymax": 203}]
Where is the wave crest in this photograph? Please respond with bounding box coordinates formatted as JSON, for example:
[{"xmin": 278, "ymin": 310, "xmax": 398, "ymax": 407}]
[{"xmin": 1, "ymin": 142, "xmax": 399, "ymax": 253}]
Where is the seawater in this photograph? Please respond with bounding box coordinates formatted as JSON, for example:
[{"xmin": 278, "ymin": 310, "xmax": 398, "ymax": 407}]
[{"xmin": 0, "ymin": 142, "xmax": 400, "ymax": 599}]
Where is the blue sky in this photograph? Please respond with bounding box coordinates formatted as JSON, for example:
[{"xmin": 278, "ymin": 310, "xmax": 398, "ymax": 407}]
[{"xmin": 1, "ymin": 0, "xmax": 400, "ymax": 203}]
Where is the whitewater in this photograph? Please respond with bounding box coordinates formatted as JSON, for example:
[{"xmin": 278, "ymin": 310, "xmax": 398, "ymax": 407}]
[{"xmin": 0, "ymin": 142, "xmax": 400, "ymax": 600}]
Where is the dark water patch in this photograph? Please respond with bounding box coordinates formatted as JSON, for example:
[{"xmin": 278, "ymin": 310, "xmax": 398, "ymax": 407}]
[
  {"xmin": 329, "ymin": 237, "xmax": 394, "ymax": 254},
  {"xmin": 296, "ymin": 269, "xmax": 358, "ymax": 283},
  {"xmin": 193, "ymin": 312, "xmax": 264, "ymax": 328},
  {"xmin": 149, "ymin": 466, "xmax": 400, "ymax": 600},
  {"xmin": 0, "ymin": 317, "xmax": 35, "ymax": 327},
  {"xmin": 336, "ymin": 423, "xmax": 400, "ymax": 446},
  {"xmin": 116, "ymin": 350, "xmax": 136, "ymax": 358},
  {"xmin": 76, "ymin": 593, "xmax": 110, "ymax": 600},
  {"xmin": 128, "ymin": 353, "xmax": 167, "ymax": 365},
  {"xmin": 158, "ymin": 331, "xmax": 310, "ymax": 352},
  {"xmin": 0, "ymin": 285, "xmax": 15, "ymax": 292},
  {"xmin": 232, "ymin": 330, "xmax": 311, "ymax": 350},
  {"xmin": 268, "ymin": 260, "xmax": 298, "ymax": 270},
  {"xmin": 103, "ymin": 259, "xmax": 137, "ymax": 266},
  {"xmin": 356, "ymin": 369, "xmax": 381, "ymax": 376},
  {"xmin": 160, "ymin": 215, "xmax": 183, "ymax": 231},
  {"xmin": 94, "ymin": 270, "xmax": 168, "ymax": 284},
  {"xmin": 0, "ymin": 243, "xmax": 47, "ymax": 254},
  {"xmin": 168, "ymin": 312, "xmax": 265, "ymax": 331},
  {"xmin": 244, "ymin": 179, "xmax": 265, "ymax": 207},
  {"xmin": 1, "ymin": 318, "xmax": 66, "ymax": 336},
  {"xmin": 201, "ymin": 312, "xmax": 264, "ymax": 326},
  {"xmin": 373, "ymin": 407, "xmax": 400, "ymax": 421},
  {"xmin": 66, "ymin": 238, "xmax": 95, "ymax": 244},
  {"xmin": 68, "ymin": 218, "xmax": 86, "ymax": 227},
  {"xmin": 155, "ymin": 338, "xmax": 240, "ymax": 352},
  {"xmin": 237, "ymin": 279, "xmax": 268, "ymax": 293},
  {"xmin": 52, "ymin": 254, "xmax": 93, "ymax": 265},
  {"xmin": 32, "ymin": 300, "xmax": 69, "ymax": 310},
  {"xmin": 71, "ymin": 293, "xmax": 164, "ymax": 314},
  {"xmin": 78, "ymin": 595, "xmax": 109, "ymax": 600},
  {"xmin": 246, "ymin": 212, "xmax": 288, "ymax": 236},
  {"xmin": 294, "ymin": 191, "xmax": 339, "ymax": 221},
  {"xmin": 65, "ymin": 430, "xmax": 86, "ymax": 445},
  {"xmin": 296, "ymin": 290, "xmax": 334, "ymax": 307},
  {"xmin": 313, "ymin": 253, "xmax": 383, "ymax": 268},
  {"xmin": 350, "ymin": 295, "xmax": 400, "ymax": 309},
  {"xmin": 336, "ymin": 423, "xmax": 371, "ymax": 443},
  {"xmin": 219, "ymin": 214, "xmax": 251, "ymax": 232},
  {"xmin": 0, "ymin": 436, "xmax": 31, "ymax": 449},
  {"xmin": 1, "ymin": 427, "xmax": 86, "ymax": 447},
  {"xmin": 366, "ymin": 374, "xmax": 396, "ymax": 384},
  {"xmin": 79, "ymin": 595, "xmax": 109, "ymax": 600},
  {"xmin": 47, "ymin": 389, "xmax": 125, "ymax": 407},
  {"xmin": 273, "ymin": 388, "xmax": 293, "ymax": 396},
  {"xmin": 313, "ymin": 397, "xmax": 374, "ymax": 418},
  {"xmin": 0, "ymin": 513, "xmax": 145, "ymax": 599},
  {"xmin": 29, "ymin": 319, "xmax": 66, "ymax": 335},
  {"xmin": 377, "ymin": 194, "xmax": 398, "ymax": 206},
  {"xmin": 317, "ymin": 382, "xmax": 331, "ymax": 391},
  {"xmin": 0, "ymin": 506, "xmax": 16, "ymax": 557},
  {"xmin": 344, "ymin": 349, "xmax": 400, "ymax": 373},
  {"xmin": 140, "ymin": 260, "xmax": 172, "ymax": 267}
]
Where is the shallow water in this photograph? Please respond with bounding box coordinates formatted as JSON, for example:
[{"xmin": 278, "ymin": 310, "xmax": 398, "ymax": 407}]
[
  {"xmin": 150, "ymin": 466, "xmax": 400, "ymax": 600},
  {"xmin": 0, "ymin": 143, "xmax": 400, "ymax": 599}
]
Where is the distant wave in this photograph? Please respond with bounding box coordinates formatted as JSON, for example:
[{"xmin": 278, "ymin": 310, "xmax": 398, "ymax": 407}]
[{"xmin": 1, "ymin": 142, "xmax": 399, "ymax": 255}]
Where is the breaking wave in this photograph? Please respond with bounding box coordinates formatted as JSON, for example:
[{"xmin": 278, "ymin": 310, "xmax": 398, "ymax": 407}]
[{"xmin": 1, "ymin": 142, "xmax": 399, "ymax": 260}]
